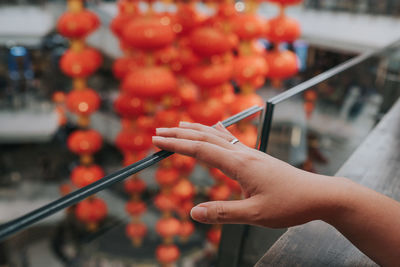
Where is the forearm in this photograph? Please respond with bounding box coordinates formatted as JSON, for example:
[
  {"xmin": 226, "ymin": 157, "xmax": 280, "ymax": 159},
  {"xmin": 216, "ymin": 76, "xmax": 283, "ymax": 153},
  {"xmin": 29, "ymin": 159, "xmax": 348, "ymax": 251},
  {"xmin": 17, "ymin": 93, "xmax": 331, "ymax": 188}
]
[{"xmin": 321, "ymin": 177, "xmax": 400, "ymax": 266}]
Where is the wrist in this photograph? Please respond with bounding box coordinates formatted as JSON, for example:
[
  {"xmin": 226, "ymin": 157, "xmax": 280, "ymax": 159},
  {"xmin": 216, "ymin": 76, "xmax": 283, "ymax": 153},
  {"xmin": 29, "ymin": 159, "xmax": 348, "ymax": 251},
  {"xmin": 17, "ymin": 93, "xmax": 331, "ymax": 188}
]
[{"xmin": 316, "ymin": 176, "xmax": 358, "ymax": 226}]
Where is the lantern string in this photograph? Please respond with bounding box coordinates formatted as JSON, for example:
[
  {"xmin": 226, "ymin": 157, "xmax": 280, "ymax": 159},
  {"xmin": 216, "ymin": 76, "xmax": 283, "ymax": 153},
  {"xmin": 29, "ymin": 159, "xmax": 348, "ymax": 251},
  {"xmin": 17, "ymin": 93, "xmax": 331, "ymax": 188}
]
[{"xmin": 0, "ymin": 105, "xmax": 263, "ymax": 242}]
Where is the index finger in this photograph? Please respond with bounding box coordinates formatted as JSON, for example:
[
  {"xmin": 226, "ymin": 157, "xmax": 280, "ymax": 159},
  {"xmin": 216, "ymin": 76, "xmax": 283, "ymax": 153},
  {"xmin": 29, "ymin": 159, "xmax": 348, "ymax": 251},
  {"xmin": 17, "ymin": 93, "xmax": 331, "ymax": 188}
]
[{"xmin": 152, "ymin": 136, "xmax": 238, "ymax": 172}]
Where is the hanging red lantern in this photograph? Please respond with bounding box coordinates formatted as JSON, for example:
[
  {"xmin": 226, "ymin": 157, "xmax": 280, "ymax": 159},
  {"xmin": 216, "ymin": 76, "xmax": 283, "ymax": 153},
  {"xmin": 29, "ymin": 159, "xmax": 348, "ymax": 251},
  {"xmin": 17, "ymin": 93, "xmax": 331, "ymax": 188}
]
[
  {"xmin": 71, "ymin": 165, "xmax": 104, "ymax": 188},
  {"xmin": 265, "ymin": 50, "xmax": 298, "ymax": 79},
  {"xmin": 67, "ymin": 130, "xmax": 103, "ymax": 155},
  {"xmin": 172, "ymin": 179, "xmax": 195, "ymax": 201},
  {"xmin": 75, "ymin": 198, "xmax": 107, "ymax": 225},
  {"xmin": 122, "ymin": 15, "xmax": 175, "ymax": 50},
  {"xmin": 125, "ymin": 200, "xmax": 147, "ymax": 216},
  {"xmin": 66, "ymin": 89, "xmax": 101, "ymax": 116},
  {"xmin": 155, "ymin": 168, "xmax": 180, "ymax": 187},
  {"xmin": 52, "ymin": 91, "xmax": 66, "ymax": 104},
  {"xmin": 207, "ymin": 227, "xmax": 221, "ymax": 245},
  {"xmin": 154, "ymin": 46, "xmax": 179, "ymax": 65},
  {"xmin": 233, "ymin": 56, "xmax": 268, "ymax": 87},
  {"xmin": 266, "ymin": 0, "xmax": 303, "ymax": 5},
  {"xmin": 189, "ymin": 27, "xmax": 231, "ymax": 57},
  {"xmin": 180, "ymin": 220, "xmax": 195, "ymax": 240},
  {"xmin": 154, "ymin": 193, "xmax": 178, "ymax": 212},
  {"xmin": 156, "ymin": 217, "xmax": 181, "ymax": 238},
  {"xmin": 217, "ymin": 3, "xmax": 237, "ymax": 19},
  {"xmin": 171, "ymin": 154, "xmax": 196, "ymax": 174},
  {"xmin": 114, "ymin": 93, "xmax": 145, "ymax": 118},
  {"xmin": 112, "ymin": 56, "xmax": 143, "ymax": 80},
  {"xmin": 124, "ymin": 177, "xmax": 146, "ymax": 194},
  {"xmin": 115, "ymin": 130, "xmax": 152, "ymax": 152},
  {"xmin": 122, "ymin": 67, "xmax": 177, "ymax": 99},
  {"xmin": 60, "ymin": 48, "xmax": 102, "ymax": 78},
  {"xmin": 175, "ymin": 3, "xmax": 203, "ymax": 35},
  {"xmin": 188, "ymin": 98, "xmax": 225, "ymax": 126},
  {"xmin": 57, "ymin": 10, "xmax": 100, "ymax": 38},
  {"xmin": 155, "ymin": 109, "xmax": 181, "ymax": 128},
  {"xmin": 231, "ymin": 14, "xmax": 267, "ymax": 40},
  {"xmin": 229, "ymin": 93, "xmax": 263, "ymax": 119},
  {"xmin": 111, "ymin": 14, "xmax": 136, "ymax": 38},
  {"xmin": 126, "ymin": 222, "xmax": 147, "ymax": 245},
  {"xmin": 230, "ymin": 124, "xmax": 258, "ymax": 148},
  {"xmin": 187, "ymin": 62, "xmax": 232, "ymax": 87},
  {"xmin": 156, "ymin": 244, "xmax": 180, "ymax": 265},
  {"xmin": 266, "ymin": 15, "xmax": 300, "ymax": 43}
]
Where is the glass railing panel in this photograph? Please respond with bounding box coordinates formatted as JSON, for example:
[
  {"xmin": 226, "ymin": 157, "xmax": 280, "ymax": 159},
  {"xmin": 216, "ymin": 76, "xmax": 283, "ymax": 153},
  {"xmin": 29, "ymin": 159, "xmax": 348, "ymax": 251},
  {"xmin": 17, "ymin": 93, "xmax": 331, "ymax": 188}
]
[
  {"xmin": 230, "ymin": 41, "xmax": 400, "ymax": 267},
  {"xmin": 0, "ymin": 108, "xmax": 263, "ymax": 266}
]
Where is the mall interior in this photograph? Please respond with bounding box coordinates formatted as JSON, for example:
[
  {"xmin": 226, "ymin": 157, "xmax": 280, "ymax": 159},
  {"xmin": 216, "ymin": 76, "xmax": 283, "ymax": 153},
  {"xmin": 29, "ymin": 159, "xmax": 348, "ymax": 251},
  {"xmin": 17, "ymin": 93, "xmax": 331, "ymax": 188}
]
[{"xmin": 0, "ymin": 0, "xmax": 400, "ymax": 266}]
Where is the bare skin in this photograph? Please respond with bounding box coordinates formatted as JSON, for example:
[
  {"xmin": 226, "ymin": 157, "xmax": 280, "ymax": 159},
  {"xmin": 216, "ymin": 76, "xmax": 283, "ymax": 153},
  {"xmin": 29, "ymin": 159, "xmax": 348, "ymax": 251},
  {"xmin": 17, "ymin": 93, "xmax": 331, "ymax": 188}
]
[{"xmin": 152, "ymin": 121, "xmax": 400, "ymax": 266}]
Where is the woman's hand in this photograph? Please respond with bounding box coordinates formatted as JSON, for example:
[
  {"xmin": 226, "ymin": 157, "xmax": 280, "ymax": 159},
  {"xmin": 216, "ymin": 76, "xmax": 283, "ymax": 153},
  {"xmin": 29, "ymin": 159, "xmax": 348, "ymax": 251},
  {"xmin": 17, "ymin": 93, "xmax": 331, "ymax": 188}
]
[
  {"xmin": 152, "ymin": 121, "xmax": 348, "ymax": 228},
  {"xmin": 153, "ymin": 121, "xmax": 400, "ymax": 265}
]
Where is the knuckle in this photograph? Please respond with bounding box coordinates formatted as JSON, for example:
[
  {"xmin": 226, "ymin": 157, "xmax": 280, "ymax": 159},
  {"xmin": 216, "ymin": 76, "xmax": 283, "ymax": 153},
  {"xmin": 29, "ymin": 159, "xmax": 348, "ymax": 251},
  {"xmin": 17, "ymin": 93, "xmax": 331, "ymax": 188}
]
[
  {"xmin": 192, "ymin": 141, "xmax": 203, "ymax": 158},
  {"xmin": 212, "ymin": 201, "xmax": 227, "ymax": 223}
]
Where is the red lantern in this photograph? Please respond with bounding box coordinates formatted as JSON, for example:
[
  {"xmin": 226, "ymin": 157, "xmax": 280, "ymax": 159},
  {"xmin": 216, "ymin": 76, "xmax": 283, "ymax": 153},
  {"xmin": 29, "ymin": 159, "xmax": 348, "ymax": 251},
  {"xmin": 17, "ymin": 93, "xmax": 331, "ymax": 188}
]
[
  {"xmin": 189, "ymin": 27, "xmax": 231, "ymax": 57},
  {"xmin": 125, "ymin": 200, "xmax": 147, "ymax": 216},
  {"xmin": 154, "ymin": 193, "xmax": 178, "ymax": 212},
  {"xmin": 52, "ymin": 91, "xmax": 66, "ymax": 103},
  {"xmin": 187, "ymin": 62, "xmax": 232, "ymax": 87},
  {"xmin": 156, "ymin": 244, "xmax": 180, "ymax": 264},
  {"xmin": 122, "ymin": 67, "xmax": 177, "ymax": 99},
  {"xmin": 126, "ymin": 222, "xmax": 147, "ymax": 244},
  {"xmin": 180, "ymin": 220, "xmax": 195, "ymax": 239},
  {"xmin": 265, "ymin": 50, "xmax": 298, "ymax": 79},
  {"xmin": 111, "ymin": 14, "xmax": 135, "ymax": 38},
  {"xmin": 122, "ymin": 150, "xmax": 147, "ymax": 166},
  {"xmin": 217, "ymin": 3, "xmax": 237, "ymax": 19},
  {"xmin": 209, "ymin": 183, "xmax": 231, "ymax": 201},
  {"xmin": 207, "ymin": 227, "xmax": 221, "ymax": 245},
  {"xmin": 229, "ymin": 93, "xmax": 263, "ymax": 120},
  {"xmin": 124, "ymin": 177, "xmax": 146, "ymax": 194},
  {"xmin": 67, "ymin": 130, "xmax": 102, "ymax": 155},
  {"xmin": 231, "ymin": 14, "xmax": 266, "ymax": 40},
  {"xmin": 188, "ymin": 98, "xmax": 225, "ymax": 126},
  {"xmin": 117, "ymin": 0, "xmax": 138, "ymax": 14},
  {"xmin": 156, "ymin": 217, "xmax": 181, "ymax": 238},
  {"xmin": 230, "ymin": 124, "xmax": 258, "ymax": 148},
  {"xmin": 154, "ymin": 46, "xmax": 179, "ymax": 65},
  {"xmin": 171, "ymin": 154, "xmax": 196, "ymax": 174},
  {"xmin": 172, "ymin": 179, "xmax": 195, "ymax": 201},
  {"xmin": 266, "ymin": 0, "xmax": 303, "ymax": 5},
  {"xmin": 60, "ymin": 48, "xmax": 102, "ymax": 78},
  {"xmin": 115, "ymin": 130, "xmax": 152, "ymax": 152},
  {"xmin": 71, "ymin": 165, "xmax": 104, "ymax": 188},
  {"xmin": 266, "ymin": 15, "xmax": 300, "ymax": 43},
  {"xmin": 122, "ymin": 16, "xmax": 175, "ymax": 50},
  {"xmin": 177, "ymin": 200, "xmax": 194, "ymax": 218},
  {"xmin": 112, "ymin": 56, "xmax": 143, "ymax": 80},
  {"xmin": 66, "ymin": 89, "xmax": 101, "ymax": 116},
  {"xmin": 114, "ymin": 93, "xmax": 145, "ymax": 118},
  {"xmin": 155, "ymin": 168, "xmax": 180, "ymax": 187},
  {"xmin": 175, "ymin": 3, "xmax": 204, "ymax": 35},
  {"xmin": 233, "ymin": 56, "xmax": 268, "ymax": 87},
  {"xmin": 155, "ymin": 109, "xmax": 181, "ymax": 128},
  {"xmin": 75, "ymin": 198, "xmax": 107, "ymax": 225},
  {"xmin": 57, "ymin": 10, "xmax": 99, "ymax": 38}
]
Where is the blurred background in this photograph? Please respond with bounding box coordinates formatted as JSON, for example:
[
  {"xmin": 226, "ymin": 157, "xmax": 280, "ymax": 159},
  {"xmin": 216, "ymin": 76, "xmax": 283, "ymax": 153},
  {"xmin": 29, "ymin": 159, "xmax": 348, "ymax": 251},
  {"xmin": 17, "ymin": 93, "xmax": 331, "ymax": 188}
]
[{"xmin": 0, "ymin": 0, "xmax": 399, "ymax": 266}]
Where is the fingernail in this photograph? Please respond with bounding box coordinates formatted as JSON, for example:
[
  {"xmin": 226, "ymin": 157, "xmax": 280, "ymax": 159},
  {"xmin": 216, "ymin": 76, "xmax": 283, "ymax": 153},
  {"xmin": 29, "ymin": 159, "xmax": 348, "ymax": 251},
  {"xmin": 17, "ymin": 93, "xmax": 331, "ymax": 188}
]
[
  {"xmin": 179, "ymin": 121, "xmax": 190, "ymax": 127},
  {"xmin": 190, "ymin": 206, "xmax": 208, "ymax": 222},
  {"xmin": 152, "ymin": 136, "xmax": 165, "ymax": 142},
  {"xmin": 217, "ymin": 121, "xmax": 226, "ymax": 128},
  {"xmin": 155, "ymin": 128, "xmax": 168, "ymax": 134}
]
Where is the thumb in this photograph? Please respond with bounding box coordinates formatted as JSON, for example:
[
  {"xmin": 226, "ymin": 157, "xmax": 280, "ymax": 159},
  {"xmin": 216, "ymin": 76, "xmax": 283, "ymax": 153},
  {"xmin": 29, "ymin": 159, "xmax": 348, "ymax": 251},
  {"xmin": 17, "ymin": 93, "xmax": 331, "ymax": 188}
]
[{"xmin": 190, "ymin": 199, "xmax": 257, "ymax": 224}]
